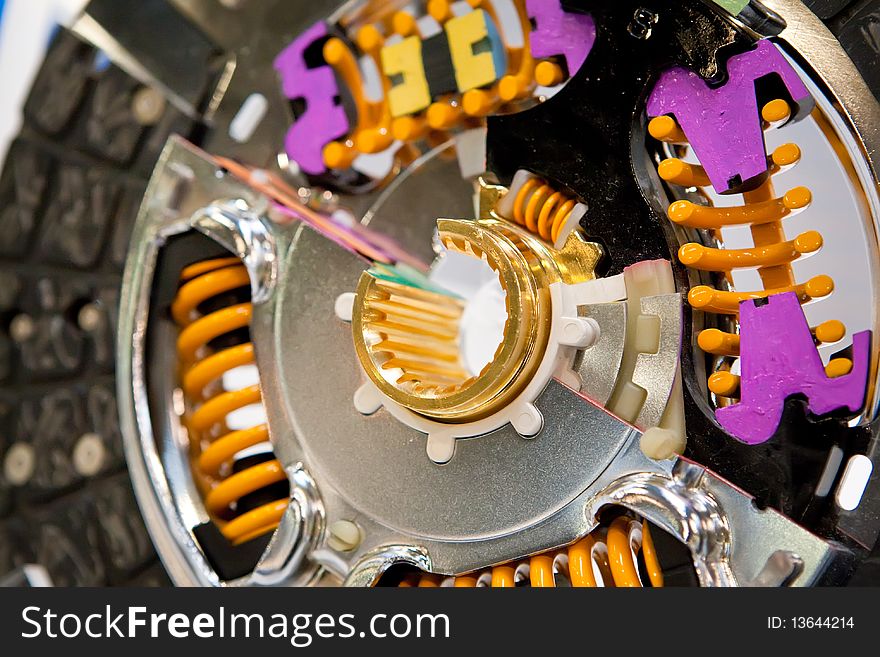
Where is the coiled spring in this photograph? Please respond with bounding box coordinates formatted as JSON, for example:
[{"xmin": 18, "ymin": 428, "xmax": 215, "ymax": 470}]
[
  {"xmin": 173, "ymin": 257, "xmax": 288, "ymax": 545},
  {"xmin": 399, "ymin": 516, "xmax": 664, "ymax": 587},
  {"xmin": 650, "ymin": 99, "xmax": 850, "ymax": 401},
  {"xmin": 495, "ymin": 170, "xmax": 587, "ymax": 248}
]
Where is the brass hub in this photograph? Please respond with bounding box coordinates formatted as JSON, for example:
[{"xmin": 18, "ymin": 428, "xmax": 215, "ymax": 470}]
[{"xmin": 352, "ymin": 216, "xmax": 602, "ymax": 423}]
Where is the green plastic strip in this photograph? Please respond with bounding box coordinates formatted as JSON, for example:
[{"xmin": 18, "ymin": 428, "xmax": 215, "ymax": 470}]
[{"xmin": 367, "ymin": 263, "xmax": 462, "ymax": 299}]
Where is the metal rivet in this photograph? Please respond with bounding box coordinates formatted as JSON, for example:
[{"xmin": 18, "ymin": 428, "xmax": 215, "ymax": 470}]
[
  {"xmin": 9, "ymin": 314, "xmax": 35, "ymax": 343},
  {"xmin": 73, "ymin": 433, "xmax": 106, "ymax": 477},
  {"xmin": 77, "ymin": 303, "xmax": 103, "ymax": 332},
  {"xmin": 3, "ymin": 442, "xmax": 36, "ymax": 486}
]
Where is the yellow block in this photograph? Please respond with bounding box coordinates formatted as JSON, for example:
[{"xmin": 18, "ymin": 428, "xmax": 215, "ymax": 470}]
[
  {"xmin": 381, "ymin": 36, "xmax": 432, "ymax": 118},
  {"xmin": 445, "ymin": 9, "xmax": 502, "ymax": 93}
]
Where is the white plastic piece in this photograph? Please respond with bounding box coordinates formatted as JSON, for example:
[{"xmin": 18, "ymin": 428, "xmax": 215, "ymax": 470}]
[
  {"xmin": 511, "ymin": 403, "xmax": 543, "ymax": 438},
  {"xmin": 634, "ymin": 315, "xmax": 661, "ymax": 353},
  {"xmin": 614, "ymin": 382, "xmax": 647, "ymax": 426},
  {"xmin": 495, "ymin": 169, "xmax": 534, "ymax": 219},
  {"xmin": 222, "ymin": 364, "xmax": 261, "ymax": 390},
  {"xmin": 416, "ymin": 14, "xmax": 442, "ymax": 38},
  {"xmin": 229, "ymin": 93, "xmax": 268, "ymax": 144},
  {"xmin": 73, "ymin": 432, "xmax": 106, "ymax": 477},
  {"xmin": 835, "ymin": 454, "xmax": 873, "ymax": 511},
  {"xmin": 225, "ymin": 403, "xmax": 268, "ymax": 431},
  {"xmin": 327, "ymin": 520, "xmax": 363, "ymax": 552},
  {"xmin": 492, "ymin": 0, "xmax": 525, "ymax": 48},
  {"xmin": 3, "ymin": 442, "xmax": 35, "ymax": 486},
  {"xmin": 639, "ymin": 427, "xmax": 685, "ymax": 461},
  {"xmin": 586, "ymin": 258, "xmax": 687, "ymax": 459},
  {"xmin": 232, "ymin": 441, "xmax": 274, "ymax": 461},
  {"xmin": 551, "ymin": 202, "xmax": 587, "ymax": 250},
  {"xmin": 535, "ymin": 84, "xmax": 564, "ymax": 100},
  {"xmin": 429, "ymin": 247, "xmax": 494, "ymax": 298},
  {"xmin": 558, "ymin": 316, "xmax": 600, "ymax": 349},
  {"xmin": 172, "ymin": 388, "xmax": 187, "ymax": 416},
  {"xmin": 359, "ymin": 54, "xmax": 384, "ymax": 103},
  {"xmin": 459, "ymin": 269, "xmax": 507, "ymax": 377},
  {"xmin": 553, "ymin": 203, "xmax": 587, "ymax": 249},
  {"xmin": 451, "ymin": 1, "xmax": 473, "ymax": 17},
  {"xmin": 655, "ymin": 371, "xmax": 686, "ymax": 457},
  {"xmin": 426, "ymin": 432, "xmax": 456, "ymax": 464},
  {"xmin": 335, "ymin": 292, "xmax": 356, "ymax": 322},
  {"xmin": 429, "ymin": 248, "xmax": 508, "ymax": 377},
  {"xmin": 555, "ymin": 366, "xmax": 582, "ymax": 392},
  {"xmin": 18, "ymin": 565, "xmax": 53, "ymax": 588},
  {"xmin": 455, "ymin": 127, "xmax": 488, "ymax": 179},
  {"xmin": 352, "ymin": 142, "xmax": 401, "ymax": 179},
  {"xmin": 563, "ymin": 274, "xmax": 627, "ymax": 305},
  {"xmin": 617, "ymin": 264, "xmax": 671, "ymax": 425},
  {"xmin": 353, "ymin": 382, "xmax": 384, "ymax": 415}
]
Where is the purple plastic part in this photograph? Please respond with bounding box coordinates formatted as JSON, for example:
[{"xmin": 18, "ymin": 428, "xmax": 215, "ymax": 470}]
[
  {"xmin": 526, "ymin": 0, "xmax": 595, "ymax": 77},
  {"xmin": 274, "ymin": 22, "xmax": 350, "ymax": 176},
  {"xmin": 716, "ymin": 292, "xmax": 870, "ymax": 445},
  {"xmin": 646, "ymin": 40, "xmax": 814, "ymax": 194}
]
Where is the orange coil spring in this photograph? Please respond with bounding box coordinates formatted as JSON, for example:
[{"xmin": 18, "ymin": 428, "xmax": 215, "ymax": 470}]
[
  {"xmin": 650, "ymin": 99, "xmax": 849, "ymax": 400},
  {"xmin": 172, "ymin": 257, "xmax": 289, "ymax": 545},
  {"xmin": 508, "ymin": 175, "xmax": 579, "ymax": 244},
  {"xmin": 399, "ymin": 516, "xmax": 664, "ymax": 587}
]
